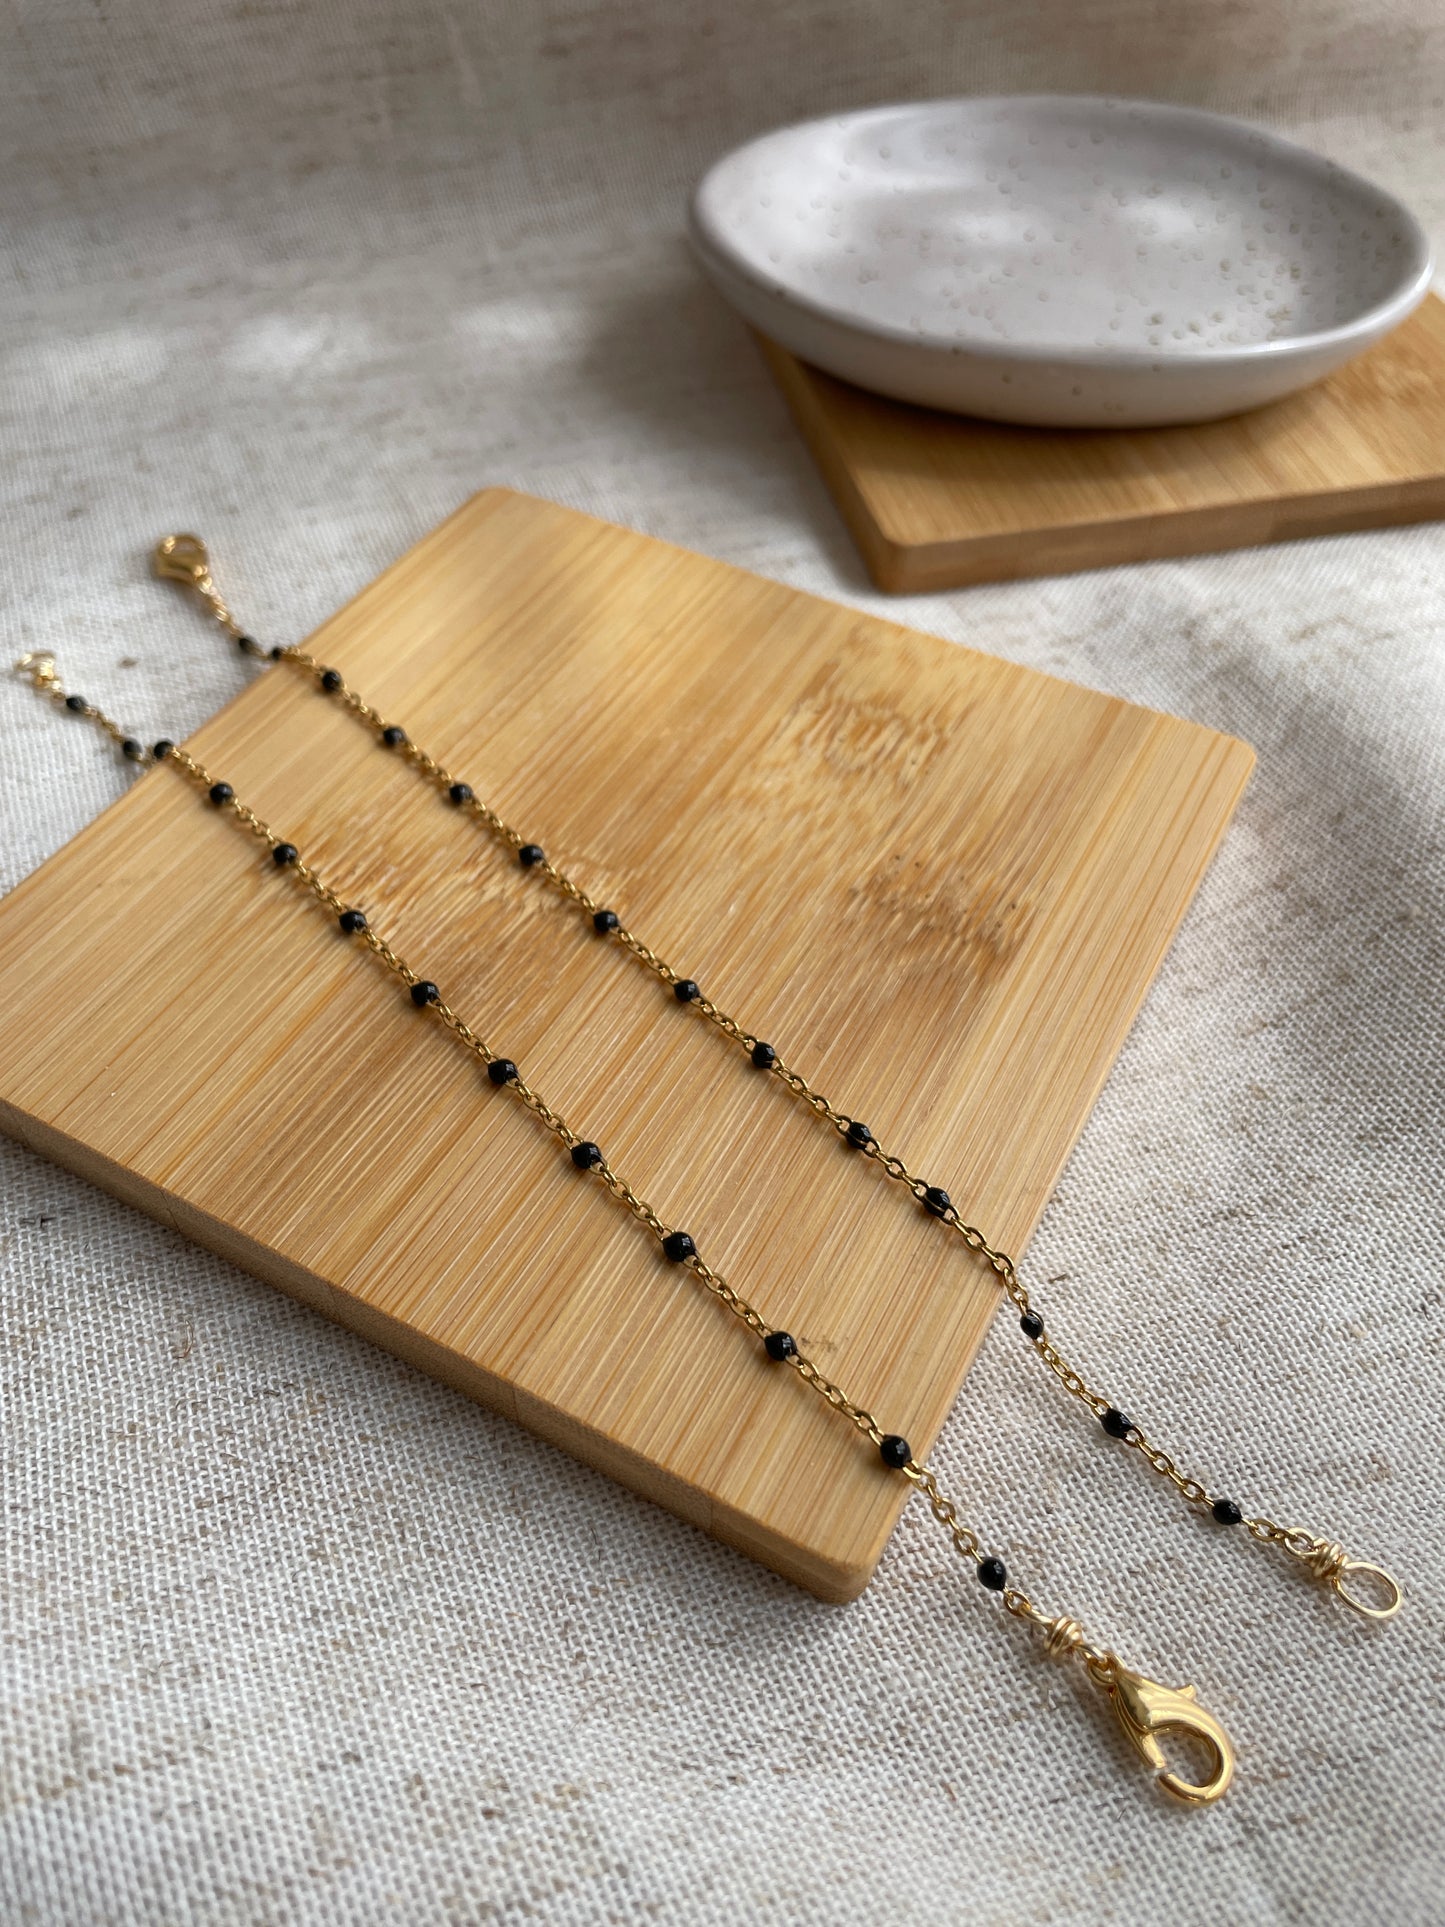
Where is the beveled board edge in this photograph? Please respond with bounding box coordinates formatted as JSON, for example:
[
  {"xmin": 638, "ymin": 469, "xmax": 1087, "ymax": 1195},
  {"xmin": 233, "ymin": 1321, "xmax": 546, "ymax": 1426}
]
[
  {"xmin": 1, "ymin": 1095, "xmax": 866, "ymax": 1599},
  {"xmin": 757, "ymin": 325, "xmax": 1445, "ymax": 593}
]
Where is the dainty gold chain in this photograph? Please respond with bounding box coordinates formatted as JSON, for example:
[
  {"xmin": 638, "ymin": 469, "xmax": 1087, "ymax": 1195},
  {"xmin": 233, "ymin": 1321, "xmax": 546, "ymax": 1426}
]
[
  {"xmin": 146, "ymin": 535, "xmax": 1405, "ymax": 1622},
  {"xmin": 15, "ymin": 637, "xmax": 1403, "ymax": 1804}
]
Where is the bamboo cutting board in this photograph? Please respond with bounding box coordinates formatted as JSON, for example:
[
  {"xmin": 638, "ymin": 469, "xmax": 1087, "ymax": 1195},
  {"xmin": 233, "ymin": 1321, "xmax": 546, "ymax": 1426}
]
[
  {"xmin": 0, "ymin": 489, "xmax": 1254, "ymax": 1599},
  {"xmin": 762, "ymin": 292, "xmax": 1445, "ymax": 592}
]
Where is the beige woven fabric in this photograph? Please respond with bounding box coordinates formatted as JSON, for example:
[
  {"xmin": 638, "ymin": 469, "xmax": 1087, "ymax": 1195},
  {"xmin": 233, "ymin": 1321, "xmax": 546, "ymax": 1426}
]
[{"xmin": 3, "ymin": 4, "xmax": 1443, "ymax": 1921}]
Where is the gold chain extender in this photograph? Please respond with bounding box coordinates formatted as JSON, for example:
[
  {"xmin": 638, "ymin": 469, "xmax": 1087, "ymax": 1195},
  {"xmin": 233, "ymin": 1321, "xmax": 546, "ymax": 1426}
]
[
  {"xmin": 17, "ymin": 642, "xmax": 1250, "ymax": 1806},
  {"xmin": 152, "ymin": 533, "xmax": 1403, "ymax": 1631}
]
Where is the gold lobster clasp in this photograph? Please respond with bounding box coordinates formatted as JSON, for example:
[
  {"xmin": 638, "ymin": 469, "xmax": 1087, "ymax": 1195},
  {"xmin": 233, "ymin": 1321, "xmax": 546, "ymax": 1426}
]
[
  {"xmin": 152, "ymin": 532, "xmax": 213, "ymax": 590},
  {"xmin": 152, "ymin": 533, "xmax": 237, "ymax": 631},
  {"xmin": 13, "ymin": 650, "xmax": 59, "ymax": 689},
  {"xmin": 1030, "ymin": 1608, "xmax": 1235, "ymax": 1806},
  {"xmin": 1095, "ymin": 1657, "xmax": 1235, "ymax": 1806}
]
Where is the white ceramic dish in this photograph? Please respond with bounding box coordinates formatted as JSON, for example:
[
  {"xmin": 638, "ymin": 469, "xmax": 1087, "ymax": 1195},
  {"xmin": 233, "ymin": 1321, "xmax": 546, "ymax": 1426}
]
[{"xmin": 690, "ymin": 97, "xmax": 1434, "ymax": 428}]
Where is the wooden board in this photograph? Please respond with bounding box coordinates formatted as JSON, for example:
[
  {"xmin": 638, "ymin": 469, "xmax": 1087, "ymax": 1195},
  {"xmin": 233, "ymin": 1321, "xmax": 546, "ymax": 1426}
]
[
  {"xmin": 0, "ymin": 489, "xmax": 1254, "ymax": 1600},
  {"xmin": 761, "ymin": 291, "xmax": 1445, "ymax": 593}
]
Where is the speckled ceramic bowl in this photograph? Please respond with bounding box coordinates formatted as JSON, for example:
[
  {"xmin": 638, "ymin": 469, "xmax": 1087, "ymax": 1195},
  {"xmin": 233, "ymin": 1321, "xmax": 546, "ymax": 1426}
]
[{"xmin": 690, "ymin": 97, "xmax": 1434, "ymax": 427}]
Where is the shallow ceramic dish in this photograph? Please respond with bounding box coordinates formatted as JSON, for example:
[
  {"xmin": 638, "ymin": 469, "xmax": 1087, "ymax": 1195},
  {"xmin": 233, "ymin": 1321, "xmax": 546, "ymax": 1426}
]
[{"xmin": 690, "ymin": 97, "xmax": 1434, "ymax": 427}]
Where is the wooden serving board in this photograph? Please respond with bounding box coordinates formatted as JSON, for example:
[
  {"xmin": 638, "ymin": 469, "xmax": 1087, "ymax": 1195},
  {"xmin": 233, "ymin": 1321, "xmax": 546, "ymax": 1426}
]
[
  {"xmin": 762, "ymin": 291, "xmax": 1445, "ymax": 592},
  {"xmin": 0, "ymin": 489, "xmax": 1254, "ymax": 1599}
]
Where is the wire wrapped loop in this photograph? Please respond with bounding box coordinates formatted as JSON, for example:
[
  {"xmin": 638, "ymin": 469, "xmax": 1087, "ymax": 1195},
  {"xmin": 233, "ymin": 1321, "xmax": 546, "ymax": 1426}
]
[
  {"xmin": 1042, "ymin": 1615, "xmax": 1085, "ymax": 1661},
  {"xmin": 1302, "ymin": 1538, "xmax": 1347, "ymax": 1583},
  {"xmin": 1284, "ymin": 1533, "xmax": 1403, "ymax": 1619}
]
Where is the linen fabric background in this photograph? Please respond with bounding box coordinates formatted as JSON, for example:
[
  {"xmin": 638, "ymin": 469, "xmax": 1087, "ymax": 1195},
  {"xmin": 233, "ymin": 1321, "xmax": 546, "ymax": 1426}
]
[{"xmin": 2, "ymin": 4, "xmax": 1443, "ymax": 1922}]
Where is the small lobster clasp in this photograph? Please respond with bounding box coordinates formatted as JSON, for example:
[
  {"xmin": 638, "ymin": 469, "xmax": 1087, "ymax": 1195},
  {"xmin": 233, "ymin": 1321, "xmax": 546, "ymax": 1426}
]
[
  {"xmin": 1100, "ymin": 1659, "xmax": 1235, "ymax": 1806},
  {"xmin": 152, "ymin": 532, "xmax": 213, "ymax": 590},
  {"xmin": 153, "ymin": 534, "xmax": 237, "ymax": 632},
  {"xmin": 13, "ymin": 650, "xmax": 59, "ymax": 689}
]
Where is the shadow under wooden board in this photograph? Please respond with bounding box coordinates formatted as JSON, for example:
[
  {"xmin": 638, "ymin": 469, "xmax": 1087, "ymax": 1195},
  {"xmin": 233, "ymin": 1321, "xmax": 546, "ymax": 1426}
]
[
  {"xmin": 0, "ymin": 488, "xmax": 1254, "ymax": 1600},
  {"xmin": 760, "ymin": 291, "xmax": 1445, "ymax": 593}
]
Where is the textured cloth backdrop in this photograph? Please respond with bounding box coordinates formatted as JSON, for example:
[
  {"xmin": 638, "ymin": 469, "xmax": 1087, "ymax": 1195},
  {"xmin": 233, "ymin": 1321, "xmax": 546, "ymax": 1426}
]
[{"xmin": 2, "ymin": 4, "xmax": 1443, "ymax": 1923}]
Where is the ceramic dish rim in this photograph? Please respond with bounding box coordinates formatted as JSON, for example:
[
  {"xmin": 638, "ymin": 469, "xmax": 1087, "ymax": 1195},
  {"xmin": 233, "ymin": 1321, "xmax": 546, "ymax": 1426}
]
[{"xmin": 689, "ymin": 95, "xmax": 1437, "ymax": 372}]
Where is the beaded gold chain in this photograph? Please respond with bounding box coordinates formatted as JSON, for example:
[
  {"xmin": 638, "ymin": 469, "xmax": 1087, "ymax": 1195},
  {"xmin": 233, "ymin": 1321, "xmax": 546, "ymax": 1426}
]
[
  {"xmin": 154, "ymin": 534, "xmax": 1403, "ymax": 1627},
  {"xmin": 7, "ymin": 534, "xmax": 1403, "ymax": 1807}
]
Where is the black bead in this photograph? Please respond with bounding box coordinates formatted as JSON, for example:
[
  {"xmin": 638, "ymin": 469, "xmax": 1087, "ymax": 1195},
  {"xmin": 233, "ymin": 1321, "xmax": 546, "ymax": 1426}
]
[
  {"xmin": 764, "ymin": 1330, "xmax": 797, "ymax": 1361},
  {"xmin": 750, "ymin": 1041, "xmax": 777, "ymax": 1069},
  {"xmin": 673, "ymin": 979, "xmax": 701, "ymax": 1003},
  {"xmin": 518, "ymin": 843, "xmax": 545, "ymax": 868},
  {"xmin": 1019, "ymin": 1309, "xmax": 1045, "ymax": 1341},
  {"xmin": 570, "ymin": 1141, "xmax": 604, "ymax": 1170},
  {"xmin": 272, "ymin": 842, "xmax": 298, "ymax": 866},
  {"xmin": 319, "ymin": 668, "xmax": 343, "ymax": 692},
  {"xmin": 151, "ymin": 740, "xmax": 174, "ymax": 762},
  {"xmin": 922, "ymin": 1185, "xmax": 952, "ymax": 1217},
  {"xmin": 338, "ymin": 908, "xmax": 368, "ymax": 934},
  {"xmin": 236, "ymin": 634, "xmax": 259, "ymax": 655},
  {"xmin": 878, "ymin": 1434, "xmax": 911, "ymax": 1470},
  {"xmin": 977, "ymin": 1556, "xmax": 1008, "ymax": 1592},
  {"xmin": 448, "ymin": 782, "xmax": 473, "ymax": 805},
  {"xmin": 381, "ymin": 725, "xmax": 407, "ymax": 748},
  {"xmin": 269, "ymin": 646, "xmax": 284, "ymax": 661},
  {"xmin": 1101, "ymin": 1406, "xmax": 1134, "ymax": 1440},
  {"xmin": 487, "ymin": 1057, "xmax": 518, "ymax": 1085},
  {"xmin": 208, "ymin": 782, "xmax": 234, "ymax": 806},
  {"xmin": 845, "ymin": 1120, "xmax": 873, "ymax": 1150},
  {"xmin": 593, "ymin": 909, "xmax": 620, "ymax": 934},
  {"xmin": 662, "ymin": 1231, "xmax": 696, "ymax": 1263},
  {"xmin": 122, "ymin": 738, "xmax": 144, "ymax": 761},
  {"xmin": 410, "ymin": 980, "xmax": 440, "ymax": 1007},
  {"xmin": 64, "ymin": 694, "xmax": 86, "ymax": 712},
  {"xmin": 1211, "ymin": 1498, "xmax": 1243, "ymax": 1526}
]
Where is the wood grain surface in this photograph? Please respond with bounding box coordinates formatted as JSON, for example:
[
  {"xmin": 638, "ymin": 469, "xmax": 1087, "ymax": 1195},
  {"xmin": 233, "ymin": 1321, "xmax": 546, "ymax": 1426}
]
[
  {"xmin": 0, "ymin": 489, "xmax": 1254, "ymax": 1598},
  {"xmin": 761, "ymin": 292, "xmax": 1445, "ymax": 592}
]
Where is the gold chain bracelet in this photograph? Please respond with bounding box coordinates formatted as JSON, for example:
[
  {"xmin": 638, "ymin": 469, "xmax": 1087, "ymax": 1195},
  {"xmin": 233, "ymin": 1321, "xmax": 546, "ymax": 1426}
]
[
  {"xmin": 17, "ymin": 640, "xmax": 1244, "ymax": 1805},
  {"xmin": 151, "ymin": 533, "xmax": 1402, "ymax": 1629},
  {"xmin": 12, "ymin": 530, "xmax": 1408, "ymax": 1807}
]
